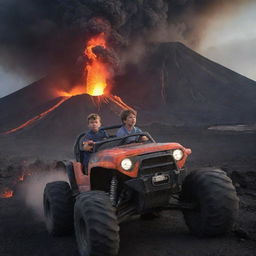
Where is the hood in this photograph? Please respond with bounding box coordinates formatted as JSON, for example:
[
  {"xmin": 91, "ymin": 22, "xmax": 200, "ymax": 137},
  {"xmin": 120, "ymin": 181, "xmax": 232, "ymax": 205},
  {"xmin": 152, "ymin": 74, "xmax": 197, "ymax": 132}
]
[{"xmin": 96, "ymin": 142, "xmax": 191, "ymax": 158}]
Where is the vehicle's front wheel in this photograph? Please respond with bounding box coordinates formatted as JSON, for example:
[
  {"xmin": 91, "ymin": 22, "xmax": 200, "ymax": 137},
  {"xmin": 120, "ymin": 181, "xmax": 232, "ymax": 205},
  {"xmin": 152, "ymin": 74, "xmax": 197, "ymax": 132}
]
[
  {"xmin": 74, "ymin": 191, "xmax": 120, "ymax": 256},
  {"xmin": 180, "ymin": 168, "xmax": 239, "ymax": 237}
]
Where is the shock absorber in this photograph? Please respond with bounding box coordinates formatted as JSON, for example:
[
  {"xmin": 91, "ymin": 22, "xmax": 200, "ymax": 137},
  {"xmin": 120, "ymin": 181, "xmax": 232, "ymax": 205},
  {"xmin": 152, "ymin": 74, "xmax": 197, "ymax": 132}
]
[{"xmin": 110, "ymin": 176, "xmax": 118, "ymax": 206}]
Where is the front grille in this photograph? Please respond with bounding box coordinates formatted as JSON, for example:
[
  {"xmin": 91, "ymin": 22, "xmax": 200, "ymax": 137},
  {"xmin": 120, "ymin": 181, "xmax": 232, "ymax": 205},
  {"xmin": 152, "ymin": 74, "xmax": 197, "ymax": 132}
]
[{"xmin": 139, "ymin": 154, "xmax": 176, "ymax": 176}]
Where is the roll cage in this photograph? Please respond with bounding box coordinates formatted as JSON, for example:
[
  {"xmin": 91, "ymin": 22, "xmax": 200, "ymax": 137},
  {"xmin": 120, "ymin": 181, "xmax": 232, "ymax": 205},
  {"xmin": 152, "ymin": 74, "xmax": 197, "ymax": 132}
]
[{"xmin": 74, "ymin": 125, "xmax": 155, "ymax": 163}]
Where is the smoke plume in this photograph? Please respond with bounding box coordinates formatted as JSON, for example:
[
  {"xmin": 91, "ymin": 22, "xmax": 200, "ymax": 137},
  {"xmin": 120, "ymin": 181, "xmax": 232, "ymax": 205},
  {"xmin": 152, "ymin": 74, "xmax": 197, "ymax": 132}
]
[{"xmin": 0, "ymin": 0, "xmax": 251, "ymax": 82}]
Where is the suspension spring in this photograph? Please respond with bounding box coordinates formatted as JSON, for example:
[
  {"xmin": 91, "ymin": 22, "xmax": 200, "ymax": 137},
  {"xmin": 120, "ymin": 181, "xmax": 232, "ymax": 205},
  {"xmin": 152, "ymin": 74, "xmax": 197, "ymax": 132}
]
[{"xmin": 110, "ymin": 176, "xmax": 118, "ymax": 206}]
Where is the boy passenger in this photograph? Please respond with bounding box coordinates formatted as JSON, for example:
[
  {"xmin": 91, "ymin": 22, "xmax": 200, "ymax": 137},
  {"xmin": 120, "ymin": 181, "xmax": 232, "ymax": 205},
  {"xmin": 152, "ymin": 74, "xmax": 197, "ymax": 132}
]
[
  {"xmin": 116, "ymin": 109, "xmax": 148, "ymax": 143},
  {"xmin": 82, "ymin": 113, "xmax": 108, "ymax": 168}
]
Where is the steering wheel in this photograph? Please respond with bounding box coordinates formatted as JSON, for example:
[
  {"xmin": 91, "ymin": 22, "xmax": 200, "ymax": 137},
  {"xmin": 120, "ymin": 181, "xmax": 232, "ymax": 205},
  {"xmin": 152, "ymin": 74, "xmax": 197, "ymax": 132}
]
[
  {"xmin": 118, "ymin": 135, "xmax": 150, "ymax": 146},
  {"xmin": 118, "ymin": 136, "xmax": 137, "ymax": 146}
]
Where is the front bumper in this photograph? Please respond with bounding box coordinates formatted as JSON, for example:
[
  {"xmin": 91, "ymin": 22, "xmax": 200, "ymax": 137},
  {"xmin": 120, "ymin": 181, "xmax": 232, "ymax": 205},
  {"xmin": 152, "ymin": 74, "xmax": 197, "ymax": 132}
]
[{"xmin": 125, "ymin": 168, "xmax": 185, "ymax": 212}]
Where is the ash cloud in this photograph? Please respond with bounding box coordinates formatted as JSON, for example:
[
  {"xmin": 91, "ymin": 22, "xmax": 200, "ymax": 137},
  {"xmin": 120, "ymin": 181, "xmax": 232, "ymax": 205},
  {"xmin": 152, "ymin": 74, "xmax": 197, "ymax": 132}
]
[
  {"xmin": 21, "ymin": 170, "xmax": 69, "ymax": 218},
  {"xmin": 0, "ymin": 0, "xmax": 251, "ymax": 91}
]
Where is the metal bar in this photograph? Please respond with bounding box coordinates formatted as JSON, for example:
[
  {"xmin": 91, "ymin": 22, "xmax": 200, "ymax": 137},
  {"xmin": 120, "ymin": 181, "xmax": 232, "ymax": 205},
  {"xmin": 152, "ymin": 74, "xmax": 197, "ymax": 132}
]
[{"xmin": 141, "ymin": 161, "xmax": 175, "ymax": 170}]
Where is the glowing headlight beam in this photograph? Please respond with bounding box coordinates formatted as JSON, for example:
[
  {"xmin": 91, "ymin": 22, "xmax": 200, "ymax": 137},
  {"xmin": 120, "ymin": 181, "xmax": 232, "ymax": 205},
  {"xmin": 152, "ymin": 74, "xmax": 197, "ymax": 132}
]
[
  {"xmin": 173, "ymin": 149, "xmax": 184, "ymax": 161},
  {"xmin": 121, "ymin": 158, "xmax": 133, "ymax": 171}
]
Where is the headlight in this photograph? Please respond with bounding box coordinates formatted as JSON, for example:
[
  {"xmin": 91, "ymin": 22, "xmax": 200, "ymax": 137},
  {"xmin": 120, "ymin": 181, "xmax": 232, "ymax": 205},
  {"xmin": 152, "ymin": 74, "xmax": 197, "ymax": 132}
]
[
  {"xmin": 121, "ymin": 158, "xmax": 133, "ymax": 171},
  {"xmin": 173, "ymin": 149, "xmax": 184, "ymax": 161}
]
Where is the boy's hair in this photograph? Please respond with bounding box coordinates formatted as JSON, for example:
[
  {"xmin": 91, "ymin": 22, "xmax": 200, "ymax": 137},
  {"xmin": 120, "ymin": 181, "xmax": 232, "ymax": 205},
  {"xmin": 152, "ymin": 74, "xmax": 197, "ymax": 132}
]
[
  {"xmin": 120, "ymin": 109, "xmax": 137, "ymax": 123},
  {"xmin": 87, "ymin": 113, "xmax": 101, "ymax": 123}
]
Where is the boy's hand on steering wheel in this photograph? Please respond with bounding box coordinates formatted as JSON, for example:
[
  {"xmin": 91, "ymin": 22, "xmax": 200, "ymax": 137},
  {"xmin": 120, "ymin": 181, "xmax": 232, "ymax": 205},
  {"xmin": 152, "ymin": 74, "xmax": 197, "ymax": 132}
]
[
  {"xmin": 139, "ymin": 136, "xmax": 148, "ymax": 142},
  {"xmin": 83, "ymin": 140, "xmax": 95, "ymax": 151}
]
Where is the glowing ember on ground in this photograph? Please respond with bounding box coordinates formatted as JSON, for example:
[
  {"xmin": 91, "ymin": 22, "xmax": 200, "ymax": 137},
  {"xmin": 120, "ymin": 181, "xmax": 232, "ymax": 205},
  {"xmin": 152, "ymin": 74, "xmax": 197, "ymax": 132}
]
[
  {"xmin": 0, "ymin": 189, "xmax": 14, "ymax": 198},
  {"xmin": 85, "ymin": 33, "xmax": 110, "ymax": 96},
  {"xmin": 19, "ymin": 174, "xmax": 25, "ymax": 181},
  {"xmin": 19, "ymin": 172, "xmax": 31, "ymax": 181},
  {"xmin": 0, "ymin": 170, "xmax": 33, "ymax": 198}
]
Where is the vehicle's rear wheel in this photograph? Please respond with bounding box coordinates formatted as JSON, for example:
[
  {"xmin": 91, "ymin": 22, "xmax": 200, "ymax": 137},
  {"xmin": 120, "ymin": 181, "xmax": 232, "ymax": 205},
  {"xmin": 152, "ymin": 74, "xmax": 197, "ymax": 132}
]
[
  {"xmin": 43, "ymin": 181, "xmax": 74, "ymax": 236},
  {"xmin": 180, "ymin": 168, "xmax": 239, "ymax": 237},
  {"xmin": 74, "ymin": 190, "xmax": 120, "ymax": 256}
]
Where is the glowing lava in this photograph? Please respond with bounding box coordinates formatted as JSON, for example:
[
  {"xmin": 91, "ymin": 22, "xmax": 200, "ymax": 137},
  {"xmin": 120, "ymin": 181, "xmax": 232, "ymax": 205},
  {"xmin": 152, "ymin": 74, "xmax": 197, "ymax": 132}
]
[
  {"xmin": 0, "ymin": 170, "xmax": 32, "ymax": 198},
  {"xmin": 107, "ymin": 94, "xmax": 135, "ymax": 112},
  {"xmin": 0, "ymin": 33, "xmax": 135, "ymax": 135},
  {"xmin": 85, "ymin": 33, "xmax": 110, "ymax": 96},
  {"xmin": 0, "ymin": 189, "xmax": 13, "ymax": 198},
  {"xmin": 1, "ymin": 97, "xmax": 70, "ymax": 135},
  {"xmin": 19, "ymin": 171, "xmax": 31, "ymax": 181},
  {"xmin": 57, "ymin": 86, "xmax": 85, "ymax": 97}
]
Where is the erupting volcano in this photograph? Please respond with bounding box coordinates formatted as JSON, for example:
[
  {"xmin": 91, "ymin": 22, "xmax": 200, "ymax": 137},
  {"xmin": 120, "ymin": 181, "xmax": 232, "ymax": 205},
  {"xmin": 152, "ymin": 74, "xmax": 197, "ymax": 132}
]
[
  {"xmin": 85, "ymin": 33, "xmax": 110, "ymax": 96},
  {"xmin": 1, "ymin": 33, "xmax": 133, "ymax": 135},
  {"xmin": 1, "ymin": 40, "xmax": 256, "ymax": 139}
]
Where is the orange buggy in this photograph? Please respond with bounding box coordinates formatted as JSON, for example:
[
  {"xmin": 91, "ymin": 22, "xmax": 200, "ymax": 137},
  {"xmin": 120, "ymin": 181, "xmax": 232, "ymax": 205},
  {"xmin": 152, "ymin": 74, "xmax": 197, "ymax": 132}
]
[{"xmin": 43, "ymin": 125, "xmax": 239, "ymax": 256}]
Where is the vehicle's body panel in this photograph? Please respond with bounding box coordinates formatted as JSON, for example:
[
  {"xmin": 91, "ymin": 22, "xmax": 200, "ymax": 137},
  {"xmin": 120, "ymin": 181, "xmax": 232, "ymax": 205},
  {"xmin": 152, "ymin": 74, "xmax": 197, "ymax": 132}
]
[
  {"xmin": 89, "ymin": 142, "xmax": 191, "ymax": 177},
  {"xmin": 73, "ymin": 162, "xmax": 90, "ymax": 192},
  {"xmin": 73, "ymin": 142, "xmax": 191, "ymax": 192}
]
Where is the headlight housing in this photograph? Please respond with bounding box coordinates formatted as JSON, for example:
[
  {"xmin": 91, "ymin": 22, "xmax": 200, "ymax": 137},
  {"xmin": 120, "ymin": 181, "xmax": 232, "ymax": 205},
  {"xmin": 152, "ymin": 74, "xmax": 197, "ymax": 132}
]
[
  {"xmin": 173, "ymin": 149, "xmax": 184, "ymax": 161},
  {"xmin": 121, "ymin": 158, "xmax": 133, "ymax": 171}
]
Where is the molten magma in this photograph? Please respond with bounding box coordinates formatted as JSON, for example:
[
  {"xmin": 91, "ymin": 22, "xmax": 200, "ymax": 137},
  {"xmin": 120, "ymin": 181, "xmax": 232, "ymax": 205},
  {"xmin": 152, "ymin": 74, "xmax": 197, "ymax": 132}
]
[
  {"xmin": 1, "ymin": 97, "xmax": 70, "ymax": 135},
  {"xmin": 107, "ymin": 94, "xmax": 135, "ymax": 112},
  {"xmin": 57, "ymin": 86, "xmax": 85, "ymax": 97},
  {"xmin": 85, "ymin": 33, "xmax": 110, "ymax": 96},
  {"xmin": 0, "ymin": 189, "xmax": 13, "ymax": 198}
]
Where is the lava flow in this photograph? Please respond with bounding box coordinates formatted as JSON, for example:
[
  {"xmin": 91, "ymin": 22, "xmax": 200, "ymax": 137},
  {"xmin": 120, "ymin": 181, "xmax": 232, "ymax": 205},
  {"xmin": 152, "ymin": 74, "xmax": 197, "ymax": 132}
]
[
  {"xmin": 1, "ymin": 97, "xmax": 71, "ymax": 135},
  {"xmin": 1, "ymin": 33, "xmax": 134, "ymax": 135}
]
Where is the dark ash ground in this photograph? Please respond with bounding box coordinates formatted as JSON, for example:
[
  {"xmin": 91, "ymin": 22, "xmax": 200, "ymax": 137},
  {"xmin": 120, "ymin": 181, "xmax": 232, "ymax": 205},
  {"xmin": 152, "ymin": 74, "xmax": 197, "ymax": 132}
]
[{"xmin": 0, "ymin": 125, "xmax": 256, "ymax": 256}]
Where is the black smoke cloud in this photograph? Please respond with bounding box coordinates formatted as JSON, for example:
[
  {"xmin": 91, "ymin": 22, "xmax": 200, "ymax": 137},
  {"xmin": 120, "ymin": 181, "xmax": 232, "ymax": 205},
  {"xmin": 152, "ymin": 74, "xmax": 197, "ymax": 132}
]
[{"xmin": 0, "ymin": 0, "xmax": 249, "ymax": 79}]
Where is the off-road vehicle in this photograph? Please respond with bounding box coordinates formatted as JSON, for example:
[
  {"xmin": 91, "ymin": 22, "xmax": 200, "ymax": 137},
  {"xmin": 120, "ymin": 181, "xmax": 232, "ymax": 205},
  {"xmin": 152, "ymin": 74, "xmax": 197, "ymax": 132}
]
[{"xmin": 43, "ymin": 125, "xmax": 239, "ymax": 256}]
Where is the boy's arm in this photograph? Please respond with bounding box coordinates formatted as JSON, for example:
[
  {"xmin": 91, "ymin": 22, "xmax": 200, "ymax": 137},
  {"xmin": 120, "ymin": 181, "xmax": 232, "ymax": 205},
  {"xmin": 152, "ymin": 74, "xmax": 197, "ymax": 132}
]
[
  {"xmin": 136, "ymin": 127, "xmax": 148, "ymax": 142},
  {"xmin": 82, "ymin": 134, "xmax": 94, "ymax": 151}
]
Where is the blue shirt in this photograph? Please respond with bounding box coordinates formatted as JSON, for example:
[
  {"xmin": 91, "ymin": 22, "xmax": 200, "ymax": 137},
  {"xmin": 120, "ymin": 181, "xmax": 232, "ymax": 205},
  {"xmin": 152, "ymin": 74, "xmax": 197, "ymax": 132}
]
[
  {"xmin": 116, "ymin": 125, "xmax": 142, "ymax": 143},
  {"xmin": 83, "ymin": 129, "xmax": 108, "ymax": 167},
  {"xmin": 83, "ymin": 129, "xmax": 108, "ymax": 143}
]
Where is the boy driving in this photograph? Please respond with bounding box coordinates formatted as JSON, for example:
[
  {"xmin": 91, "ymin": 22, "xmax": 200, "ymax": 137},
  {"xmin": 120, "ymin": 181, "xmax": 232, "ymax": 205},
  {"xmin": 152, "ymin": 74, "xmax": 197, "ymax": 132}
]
[{"xmin": 116, "ymin": 109, "xmax": 148, "ymax": 143}]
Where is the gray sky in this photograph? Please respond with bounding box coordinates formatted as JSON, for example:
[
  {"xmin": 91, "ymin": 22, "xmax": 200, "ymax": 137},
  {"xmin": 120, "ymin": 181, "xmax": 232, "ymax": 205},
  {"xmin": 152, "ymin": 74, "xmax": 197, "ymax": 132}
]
[
  {"xmin": 0, "ymin": 67, "xmax": 36, "ymax": 98},
  {"xmin": 198, "ymin": 1, "xmax": 256, "ymax": 81},
  {"xmin": 0, "ymin": 1, "xmax": 256, "ymax": 98}
]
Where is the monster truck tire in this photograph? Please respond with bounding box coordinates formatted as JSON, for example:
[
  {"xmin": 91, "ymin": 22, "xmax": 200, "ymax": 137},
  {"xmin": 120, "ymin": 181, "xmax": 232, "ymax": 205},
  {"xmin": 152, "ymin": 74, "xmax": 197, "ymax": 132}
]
[
  {"xmin": 140, "ymin": 211, "xmax": 161, "ymax": 220},
  {"xmin": 74, "ymin": 191, "xmax": 120, "ymax": 256},
  {"xmin": 180, "ymin": 168, "xmax": 239, "ymax": 237},
  {"xmin": 43, "ymin": 181, "xmax": 74, "ymax": 236}
]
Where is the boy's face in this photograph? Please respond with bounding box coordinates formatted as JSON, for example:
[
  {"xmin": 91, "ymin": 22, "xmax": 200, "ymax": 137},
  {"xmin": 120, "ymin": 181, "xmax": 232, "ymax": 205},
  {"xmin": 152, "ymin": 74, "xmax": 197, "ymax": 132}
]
[
  {"xmin": 88, "ymin": 118, "xmax": 101, "ymax": 132},
  {"xmin": 124, "ymin": 113, "xmax": 136, "ymax": 127}
]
